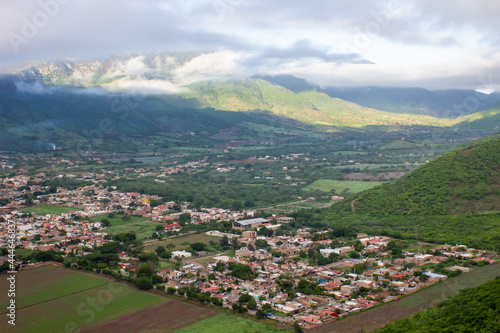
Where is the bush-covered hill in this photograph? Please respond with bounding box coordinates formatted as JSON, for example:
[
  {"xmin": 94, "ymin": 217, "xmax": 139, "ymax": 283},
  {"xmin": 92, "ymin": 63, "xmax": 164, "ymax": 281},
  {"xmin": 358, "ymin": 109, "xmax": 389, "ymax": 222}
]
[
  {"xmin": 376, "ymin": 277, "xmax": 500, "ymax": 333},
  {"xmin": 337, "ymin": 137, "xmax": 500, "ymax": 215}
]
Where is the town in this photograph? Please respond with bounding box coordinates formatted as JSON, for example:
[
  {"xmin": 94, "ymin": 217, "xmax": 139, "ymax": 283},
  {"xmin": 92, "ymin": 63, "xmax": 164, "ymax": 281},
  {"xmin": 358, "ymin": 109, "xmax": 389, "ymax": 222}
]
[{"xmin": 0, "ymin": 165, "xmax": 496, "ymax": 329}]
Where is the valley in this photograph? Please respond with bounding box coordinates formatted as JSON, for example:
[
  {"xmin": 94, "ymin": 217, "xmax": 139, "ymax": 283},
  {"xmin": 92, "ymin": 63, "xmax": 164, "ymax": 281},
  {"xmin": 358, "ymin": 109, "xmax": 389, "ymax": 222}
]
[{"xmin": 1, "ymin": 60, "xmax": 499, "ymax": 333}]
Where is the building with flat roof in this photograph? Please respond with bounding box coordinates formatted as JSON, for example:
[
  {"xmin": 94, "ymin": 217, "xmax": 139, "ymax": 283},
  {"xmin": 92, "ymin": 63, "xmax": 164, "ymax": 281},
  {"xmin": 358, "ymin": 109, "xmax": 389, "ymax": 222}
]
[{"xmin": 232, "ymin": 218, "xmax": 268, "ymax": 230}]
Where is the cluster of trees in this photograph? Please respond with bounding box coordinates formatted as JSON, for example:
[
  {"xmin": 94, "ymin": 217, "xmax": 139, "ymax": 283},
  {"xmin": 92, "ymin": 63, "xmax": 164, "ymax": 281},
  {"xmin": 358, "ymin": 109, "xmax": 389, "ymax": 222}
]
[
  {"xmin": 172, "ymin": 286, "xmax": 223, "ymax": 307},
  {"xmin": 229, "ymin": 263, "xmax": 256, "ymax": 280},
  {"xmin": 377, "ymin": 278, "xmax": 500, "ymax": 333}
]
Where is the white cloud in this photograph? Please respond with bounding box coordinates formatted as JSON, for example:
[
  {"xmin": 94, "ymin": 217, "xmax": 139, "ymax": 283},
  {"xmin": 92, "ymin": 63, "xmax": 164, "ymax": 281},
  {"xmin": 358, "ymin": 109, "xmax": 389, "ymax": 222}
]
[{"xmin": 104, "ymin": 78, "xmax": 186, "ymax": 94}]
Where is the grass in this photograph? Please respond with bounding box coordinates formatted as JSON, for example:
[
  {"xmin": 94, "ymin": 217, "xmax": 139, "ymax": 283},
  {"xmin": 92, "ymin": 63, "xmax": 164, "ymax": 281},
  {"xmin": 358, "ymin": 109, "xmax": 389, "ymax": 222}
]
[
  {"xmin": 172, "ymin": 313, "xmax": 292, "ymax": 333},
  {"xmin": 303, "ymin": 179, "xmax": 384, "ymax": 194},
  {"xmin": 144, "ymin": 233, "xmax": 219, "ymax": 252},
  {"xmin": 0, "ymin": 265, "xmax": 164, "ymax": 333},
  {"xmin": 158, "ymin": 260, "xmax": 176, "ymax": 269},
  {"xmin": 100, "ymin": 220, "xmax": 157, "ymax": 241},
  {"xmin": 21, "ymin": 204, "xmax": 81, "ymax": 215},
  {"xmin": 87, "ymin": 213, "xmax": 147, "ymax": 227}
]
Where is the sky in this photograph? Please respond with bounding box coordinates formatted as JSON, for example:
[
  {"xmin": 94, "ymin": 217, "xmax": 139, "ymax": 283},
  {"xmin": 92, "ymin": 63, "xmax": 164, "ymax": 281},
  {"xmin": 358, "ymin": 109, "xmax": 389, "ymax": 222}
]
[{"xmin": 1, "ymin": 0, "xmax": 499, "ymax": 91}]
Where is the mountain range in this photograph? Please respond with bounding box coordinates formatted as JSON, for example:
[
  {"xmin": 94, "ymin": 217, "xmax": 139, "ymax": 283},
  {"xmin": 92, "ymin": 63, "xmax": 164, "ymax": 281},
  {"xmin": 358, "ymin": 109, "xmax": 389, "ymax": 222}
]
[{"xmin": 1, "ymin": 54, "xmax": 499, "ymax": 152}]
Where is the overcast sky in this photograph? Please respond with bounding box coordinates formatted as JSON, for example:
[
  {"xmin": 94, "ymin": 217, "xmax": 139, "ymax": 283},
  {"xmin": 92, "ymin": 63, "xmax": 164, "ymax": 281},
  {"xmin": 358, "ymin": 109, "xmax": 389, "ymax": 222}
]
[{"xmin": 1, "ymin": 0, "xmax": 499, "ymax": 91}]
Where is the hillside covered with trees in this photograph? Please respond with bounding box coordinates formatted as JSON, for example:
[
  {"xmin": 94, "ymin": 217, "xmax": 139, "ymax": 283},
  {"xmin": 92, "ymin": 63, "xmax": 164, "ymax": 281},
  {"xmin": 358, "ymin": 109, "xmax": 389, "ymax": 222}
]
[
  {"xmin": 337, "ymin": 137, "xmax": 500, "ymax": 215},
  {"xmin": 376, "ymin": 277, "xmax": 500, "ymax": 333}
]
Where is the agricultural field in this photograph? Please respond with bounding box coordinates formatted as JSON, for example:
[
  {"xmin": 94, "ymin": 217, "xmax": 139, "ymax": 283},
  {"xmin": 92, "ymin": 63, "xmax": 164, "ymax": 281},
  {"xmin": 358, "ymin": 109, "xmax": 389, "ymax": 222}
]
[
  {"xmin": 303, "ymin": 179, "xmax": 383, "ymax": 194},
  {"xmin": 0, "ymin": 265, "xmax": 164, "ymax": 333},
  {"xmin": 144, "ymin": 233, "xmax": 220, "ymax": 252},
  {"xmin": 307, "ymin": 263, "xmax": 500, "ymax": 333},
  {"xmin": 100, "ymin": 220, "xmax": 158, "ymax": 241},
  {"xmin": 21, "ymin": 204, "xmax": 81, "ymax": 215}
]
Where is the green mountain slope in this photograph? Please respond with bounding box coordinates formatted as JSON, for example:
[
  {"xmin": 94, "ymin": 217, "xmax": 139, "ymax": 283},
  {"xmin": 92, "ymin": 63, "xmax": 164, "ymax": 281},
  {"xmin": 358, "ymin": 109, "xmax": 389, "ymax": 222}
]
[
  {"xmin": 376, "ymin": 278, "xmax": 500, "ymax": 333},
  {"xmin": 456, "ymin": 103, "xmax": 500, "ymax": 131},
  {"xmin": 180, "ymin": 79, "xmax": 457, "ymax": 128},
  {"xmin": 338, "ymin": 137, "xmax": 500, "ymax": 215}
]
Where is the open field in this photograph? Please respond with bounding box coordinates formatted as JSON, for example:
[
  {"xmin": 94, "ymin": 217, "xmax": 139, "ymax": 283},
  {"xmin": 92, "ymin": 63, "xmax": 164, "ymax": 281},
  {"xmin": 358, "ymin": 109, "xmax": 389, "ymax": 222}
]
[
  {"xmin": 86, "ymin": 214, "xmax": 147, "ymax": 227},
  {"xmin": 144, "ymin": 233, "xmax": 219, "ymax": 252},
  {"xmin": 100, "ymin": 220, "xmax": 157, "ymax": 241},
  {"xmin": 21, "ymin": 204, "xmax": 81, "ymax": 215},
  {"xmin": 307, "ymin": 263, "xmax": 500, "ymax": 333},
  {"xmin": 303, "ymin": 179, "xmax": 383, "ymax": 194},
  {"xmin": 174, "ymin": 313, "xmax": 293, "ymax": 333},
  {"xmin": 80, "ymin": 299, "xmax": 219, "ymax": 333},
  {"xmin": 0, "ymin": 265, "xmax": 164, "ymax": 333}
]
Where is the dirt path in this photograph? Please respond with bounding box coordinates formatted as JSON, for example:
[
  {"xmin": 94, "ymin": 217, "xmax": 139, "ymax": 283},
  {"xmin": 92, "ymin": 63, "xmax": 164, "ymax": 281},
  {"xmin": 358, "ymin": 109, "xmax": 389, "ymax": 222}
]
[
  {"xmin": 306, "ymin": 263, "xmax": 499, "ymax": 333},
  {"xmin": 351, "ymin": 199, "xmax": 356, "ymax": 212}
]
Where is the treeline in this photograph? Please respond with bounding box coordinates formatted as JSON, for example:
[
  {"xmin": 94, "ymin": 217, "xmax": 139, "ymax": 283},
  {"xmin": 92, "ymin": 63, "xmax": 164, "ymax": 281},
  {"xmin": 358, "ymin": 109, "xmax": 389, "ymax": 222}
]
[{"xmin": 376, "ymin": 277, "xmax": 500, "ymax": 333}]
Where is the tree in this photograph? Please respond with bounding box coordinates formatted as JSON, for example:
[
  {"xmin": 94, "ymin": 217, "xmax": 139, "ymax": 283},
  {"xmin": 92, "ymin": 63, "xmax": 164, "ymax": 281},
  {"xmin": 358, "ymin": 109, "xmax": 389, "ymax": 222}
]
[
  {"xmin": 215, "ymin": 261, "xmax": 226, "ymax": 272},
  {"xmin": 256, "ymin": 309, "xmax": 267, "ymax": 319},
  {"xmin": 247, "ymin": 298, "xmax": 257, "ymax": 310},
  {"xmin": 190, "ymin": 242, "xmax": 207, "ymax": 251},
  {"xmin": 155, "ymin": 246, "xmax": 166, "ymax": 256},
  {"xmin": 219, "ymin": 235, "xmax": 229, "ymax": 247},
  {"xmin": 257, "ymin": 226, "xmax": 273, "ymax": 237},
  {"xmin": 255, "ymin": 239, "xmax": 269, "ymax": 249},
  {"xmin": 262, "ymin": 303, "xmax": 272, "ymax": 312},
  {"xmin": 135, "ymin": 277, "xmax": 153, "ymax": 290},
  {"xmin": 239, "ymin": 293, "xmax": 252, "ymax": 304},
  {"xmin": 231, "ymin": 237, "xmax": 239, "ymax": 250},
  {"xmin": 136, "ymin": 263, "xmax": 153, "ymax": 277}
]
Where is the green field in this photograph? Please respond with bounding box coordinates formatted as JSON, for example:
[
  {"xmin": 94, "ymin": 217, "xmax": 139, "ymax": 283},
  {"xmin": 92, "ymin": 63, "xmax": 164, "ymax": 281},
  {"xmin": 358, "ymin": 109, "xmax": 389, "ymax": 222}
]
[
  {"xmin": 303, "ymin": 179, "xmax": 383, "ymax": 193},
  {"xmin": 87, "ymin": 214, "xmax": 147, "ymax": 227},
  {"xmin": 21, "ymin": 204, "xmax": 81, "ymax": 215},
  {"xmin": 100, "ymin": 220, "xmax": 157, "ymax": 241},
  {"xmin": 144, "ymin": 233, "xmax": 219, "ymax": 252},
  {"xmin": 0, "ymin": 265, "xmax": 164, "ymax": 333},
  {"xmin": 173, "ymin": 313, "xmax": 292, "ymax": 333}
]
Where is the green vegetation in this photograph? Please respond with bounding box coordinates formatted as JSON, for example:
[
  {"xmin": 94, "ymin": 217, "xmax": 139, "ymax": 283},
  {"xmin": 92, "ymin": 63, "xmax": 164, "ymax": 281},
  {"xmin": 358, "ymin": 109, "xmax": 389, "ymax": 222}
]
[
  {"xmin": 337, "ymin": 138, "xmax": 500, "ymax": 215},
  {"xmin": 458, "ymin": 104, "xmax": 500, "ymax": 131},
  {"xmin": 183, "ymin": 79, "xmax": 457, "ymax": 128},
  {"xmin": 86, "ymin": 213, "xmax": 146, "ymax": 227},
  {"xmin": 377, "ymin": 278, "xmax": 500, "ymax": 333},
  {"xmin": 101, "ymin": 220, "xmax": 157, "ymax": 241},
  {"xmin": 0, "ymin": 266, "xmax": 164, "ymax": 333},
  {"xmin": 303, "ymin": 179, "xmax": 383, "ymax": 194},
  {"xmin": 21, "ymin": 204, "xmax": 81, "ymax": 215},
  {"xmin": 173, "ymin": 313, "xmax": 292, "ymax": 333}
]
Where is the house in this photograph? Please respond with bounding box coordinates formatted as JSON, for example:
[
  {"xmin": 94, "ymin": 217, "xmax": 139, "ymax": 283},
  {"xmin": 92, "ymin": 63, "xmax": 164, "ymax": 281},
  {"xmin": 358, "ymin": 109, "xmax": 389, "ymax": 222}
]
[
  {"xmin": 232, "ymin": 218, "xmax": 268, "ymax": 230},
  {"xmin": 276, "ymin": 216, "xmax": 295, "ymax": 224},
  {"xmin": 172, "ymin": 250, "xmax": 192, "ymax": 258}
]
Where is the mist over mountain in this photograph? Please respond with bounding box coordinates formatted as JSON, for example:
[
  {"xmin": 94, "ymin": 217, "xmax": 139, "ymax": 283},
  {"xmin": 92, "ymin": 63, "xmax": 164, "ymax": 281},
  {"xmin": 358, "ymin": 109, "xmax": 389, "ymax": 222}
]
[{"xmin": 1, "ymin": 54, "xmax": 499, "ymax": 153}]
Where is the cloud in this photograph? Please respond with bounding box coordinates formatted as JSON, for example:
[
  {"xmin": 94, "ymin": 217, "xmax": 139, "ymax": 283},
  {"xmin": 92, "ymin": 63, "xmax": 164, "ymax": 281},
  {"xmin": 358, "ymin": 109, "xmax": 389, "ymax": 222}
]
[
  {"xmin": 1, "ymin": 0, "xmax": 500, "ymax": 90},
  {"xmin": 172, "ymin": 50, "xmax": 249, "ymax": 85},
  {"xmin": 246, "ymin": 40, "xmax": 373, "ymax": 66},
  {"xmin": 104, "ymin": 78, "xmax": 186, "ymax": 95}
]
